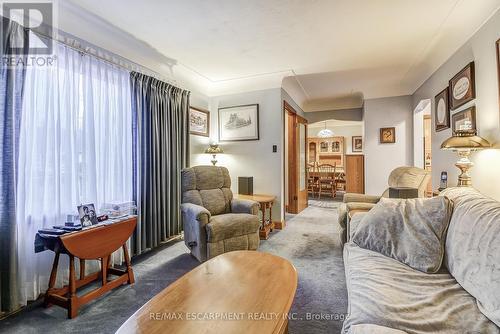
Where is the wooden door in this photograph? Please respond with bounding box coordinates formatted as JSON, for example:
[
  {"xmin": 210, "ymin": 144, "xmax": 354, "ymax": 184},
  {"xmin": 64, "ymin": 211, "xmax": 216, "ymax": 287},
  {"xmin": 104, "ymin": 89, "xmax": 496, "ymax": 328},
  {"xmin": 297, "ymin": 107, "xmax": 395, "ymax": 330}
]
[
  {"xmin": 286, "ymin": 102, "xmax": 308, "ymax": 214},
  {"xmin": 345, "ymin": 155, "xmax": 365, "ymax": 194}
]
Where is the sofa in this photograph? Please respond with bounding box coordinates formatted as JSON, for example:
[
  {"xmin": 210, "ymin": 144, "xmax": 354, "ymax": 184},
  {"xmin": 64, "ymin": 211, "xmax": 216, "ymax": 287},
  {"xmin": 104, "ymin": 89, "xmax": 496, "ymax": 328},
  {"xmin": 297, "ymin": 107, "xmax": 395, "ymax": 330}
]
[
  {"xmin": 181, "ymin": 165, "xmax": 260, "ymax": 262},
  {"xmin": 342, "ymin": 187, "xmax": 500, "ymax": 333},
  {"xmin": 339, "ymin": 166, "xmax": 431, "ymax": 244}
]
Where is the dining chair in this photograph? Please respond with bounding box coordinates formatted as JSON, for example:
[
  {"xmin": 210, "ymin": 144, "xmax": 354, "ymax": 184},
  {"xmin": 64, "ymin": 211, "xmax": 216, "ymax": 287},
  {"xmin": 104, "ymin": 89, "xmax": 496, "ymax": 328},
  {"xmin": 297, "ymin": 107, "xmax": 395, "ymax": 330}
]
[
  {"xmin": 318, "ymin": 163, "xmax": 337, "ymax": 199},
  {"xmin": 307, "ymin": 163, "xmax": 318, "ymax": 197}
]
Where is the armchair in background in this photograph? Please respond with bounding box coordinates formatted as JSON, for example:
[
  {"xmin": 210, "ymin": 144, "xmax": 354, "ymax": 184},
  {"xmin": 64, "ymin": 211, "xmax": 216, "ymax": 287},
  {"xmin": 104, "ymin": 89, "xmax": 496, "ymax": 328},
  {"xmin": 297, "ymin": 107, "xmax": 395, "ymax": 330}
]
[
  {"xmin": 338, "ymin": 166, "xmax": 431, "ymax": 244},
  {"xmin": 181, "ymin": 165, "xmax": 260, "ymax": 262}
]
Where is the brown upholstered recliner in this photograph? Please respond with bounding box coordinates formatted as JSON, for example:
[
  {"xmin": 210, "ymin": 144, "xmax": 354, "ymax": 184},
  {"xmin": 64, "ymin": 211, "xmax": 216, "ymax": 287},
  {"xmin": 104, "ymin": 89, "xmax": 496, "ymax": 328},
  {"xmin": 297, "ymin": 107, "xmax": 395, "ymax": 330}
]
[
  {"xmin": 338, "ymin": 166, "xmax": 431, "ymax": 244},
  {"xmin": 181, "ymin": 165, "xmax": 260, "ymax": 262}
]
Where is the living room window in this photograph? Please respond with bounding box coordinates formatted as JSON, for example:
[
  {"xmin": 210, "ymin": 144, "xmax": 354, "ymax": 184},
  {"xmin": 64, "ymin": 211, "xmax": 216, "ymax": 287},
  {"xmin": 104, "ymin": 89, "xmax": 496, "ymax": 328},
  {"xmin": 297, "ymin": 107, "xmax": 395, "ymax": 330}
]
[{"xmin": 14, "ymin": 41, "xmax": 133, "ymax": 304}]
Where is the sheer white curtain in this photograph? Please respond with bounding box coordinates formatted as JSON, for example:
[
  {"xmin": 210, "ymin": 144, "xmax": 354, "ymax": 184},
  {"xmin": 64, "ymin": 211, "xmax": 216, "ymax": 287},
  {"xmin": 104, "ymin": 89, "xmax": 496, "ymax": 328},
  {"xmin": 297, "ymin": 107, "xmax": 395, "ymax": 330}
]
[{"xmin": 16, "ymin": 42, "xmax": 133, "ymax": 304}]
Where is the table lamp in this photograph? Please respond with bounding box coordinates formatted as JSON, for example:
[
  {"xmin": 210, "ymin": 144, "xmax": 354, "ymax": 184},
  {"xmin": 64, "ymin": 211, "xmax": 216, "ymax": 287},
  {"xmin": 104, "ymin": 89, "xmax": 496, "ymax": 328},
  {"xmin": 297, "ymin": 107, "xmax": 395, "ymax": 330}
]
[
  {"xmin": 205, "ymin": 143, "xmax": 223, "ymax": 165},
  {"xmin": 440, "ymin": 131, "xmax": 490, "ymax": 187}
]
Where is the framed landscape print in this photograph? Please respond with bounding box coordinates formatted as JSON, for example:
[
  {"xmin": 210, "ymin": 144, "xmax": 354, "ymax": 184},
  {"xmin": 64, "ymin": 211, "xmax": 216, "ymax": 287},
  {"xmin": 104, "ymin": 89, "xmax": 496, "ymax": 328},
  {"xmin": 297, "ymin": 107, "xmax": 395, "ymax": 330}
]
[
  {"xmin": 434, "ymin": 87, "xmax": 450, "ymax": 132},
  {"xmin": 189, "ymin": 107, "xmax": 209, "ymax": 137},
  {"xmin": 452, "ymin": 106, "xmax": 476, "ymax": 134},
  {"xmin": 218, "ymin": 104, "xmax": 259, "ymax": 141},
  {"xmin": 380, "ymin": 127, "xmax": 395, "ymax": 144},
  {"xmin": 449, "ymin": 62, "xmax": 475, "ymax": 110},
  {"xmin": 352, "ymin": 136, "xmax": 363, "ymax": 152}
]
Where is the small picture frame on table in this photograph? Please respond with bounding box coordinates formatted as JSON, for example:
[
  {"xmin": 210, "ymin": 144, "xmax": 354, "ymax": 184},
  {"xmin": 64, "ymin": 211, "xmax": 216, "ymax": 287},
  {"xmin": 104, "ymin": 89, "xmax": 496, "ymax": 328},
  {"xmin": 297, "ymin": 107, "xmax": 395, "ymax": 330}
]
[{"xmin": 78, "ymin": 203, "xmax": 98, "ymax": 227}]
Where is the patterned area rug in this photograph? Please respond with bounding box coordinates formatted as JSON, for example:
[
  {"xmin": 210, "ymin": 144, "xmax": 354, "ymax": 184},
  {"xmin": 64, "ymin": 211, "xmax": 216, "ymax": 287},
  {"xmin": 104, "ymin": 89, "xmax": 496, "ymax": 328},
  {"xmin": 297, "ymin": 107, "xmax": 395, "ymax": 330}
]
[
  {"xmin": 260, "ymin": 205, "xmax": 347, "ymax": 333},
  {"xmin": 308, "ymin": 194, "xmax": 343, "ymax": 209}
]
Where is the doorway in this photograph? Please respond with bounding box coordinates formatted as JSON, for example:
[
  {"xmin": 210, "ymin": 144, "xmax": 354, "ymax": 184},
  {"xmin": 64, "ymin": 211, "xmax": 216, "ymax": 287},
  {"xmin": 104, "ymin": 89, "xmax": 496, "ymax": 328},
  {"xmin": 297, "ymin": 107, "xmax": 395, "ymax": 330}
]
[
  {"xmin": 413, "ymin": 99, "xmax": 432, "ymax": 196},
  {"xmin": 306, "ymin": 119, "xmax": 365, "ymax": 207},
  {"xmin": 284, "ymin": 101, "xmax": 308, "ymax": 214}
]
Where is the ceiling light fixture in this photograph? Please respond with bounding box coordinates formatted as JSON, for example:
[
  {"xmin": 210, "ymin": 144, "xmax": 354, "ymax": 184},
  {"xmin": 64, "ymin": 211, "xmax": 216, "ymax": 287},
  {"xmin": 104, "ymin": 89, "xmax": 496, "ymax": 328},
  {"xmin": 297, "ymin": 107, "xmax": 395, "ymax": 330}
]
[{"xmin": 317, "ymin": 121, "xmax": 334, "ymax": 138}]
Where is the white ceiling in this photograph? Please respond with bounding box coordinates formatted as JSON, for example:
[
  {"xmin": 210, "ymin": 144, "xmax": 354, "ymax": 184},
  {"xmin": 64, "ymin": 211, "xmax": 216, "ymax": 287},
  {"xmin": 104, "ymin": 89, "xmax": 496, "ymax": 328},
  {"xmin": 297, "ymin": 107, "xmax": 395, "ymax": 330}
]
[{"xmin": 65, "ymin": 0, "xmax": 500, "ymax": 110}]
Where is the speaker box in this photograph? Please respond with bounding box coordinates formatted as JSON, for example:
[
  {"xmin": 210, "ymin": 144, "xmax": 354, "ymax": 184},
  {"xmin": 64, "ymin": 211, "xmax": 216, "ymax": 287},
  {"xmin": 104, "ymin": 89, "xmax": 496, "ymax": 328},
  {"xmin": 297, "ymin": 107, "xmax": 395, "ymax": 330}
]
[{"xmin": 238, "ymin": 177, "xmax": 253, "ymax": 195}]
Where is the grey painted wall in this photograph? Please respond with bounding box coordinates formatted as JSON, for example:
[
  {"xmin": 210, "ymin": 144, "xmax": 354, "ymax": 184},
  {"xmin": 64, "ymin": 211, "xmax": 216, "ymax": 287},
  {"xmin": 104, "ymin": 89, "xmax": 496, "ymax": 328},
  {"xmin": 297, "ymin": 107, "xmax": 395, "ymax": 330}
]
[
  {"xmin": 191, "ymin": 88, "xmax": 284, "ymax": 222},
  {"xmin": 304, "ymin": 108, "xmax": 363, "ymax": 123},
  {"xmin": 364, "ymin": 96, "xmax": 413, "ymax": 194},
  {"xmin": 412, "ymin": 9, "xmax": 500, "ymax": 200}
]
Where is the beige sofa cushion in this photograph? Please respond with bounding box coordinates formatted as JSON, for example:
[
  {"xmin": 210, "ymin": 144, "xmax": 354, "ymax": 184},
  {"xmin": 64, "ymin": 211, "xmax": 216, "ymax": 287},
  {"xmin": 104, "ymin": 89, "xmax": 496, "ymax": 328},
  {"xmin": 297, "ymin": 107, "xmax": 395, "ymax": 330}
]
[
  {"xmin": 342, "ymin": 243, "xmax": 499, "ymax": 333},
  {"xmin": 350, "ymin": 324, "xmax": 408, "ymax": 334},
  {"xmin": 441, "ymin": 187, "xmax": 500, "ymax": 327},
  {"xmin": 352, "ymin": 197, "xmax": 453, "ymax": 273}
]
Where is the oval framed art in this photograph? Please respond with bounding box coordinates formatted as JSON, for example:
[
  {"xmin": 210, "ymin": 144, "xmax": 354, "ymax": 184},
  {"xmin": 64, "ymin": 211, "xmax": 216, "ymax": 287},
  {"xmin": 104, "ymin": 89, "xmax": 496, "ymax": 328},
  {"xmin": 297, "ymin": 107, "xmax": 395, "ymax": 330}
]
[
  {"xmin": 449, "ymin": 62, "xmax": 475, "ymax": 110},
  {"xmin": 434, "ymin": 87, "xmax": 450, "ymax": 132}
]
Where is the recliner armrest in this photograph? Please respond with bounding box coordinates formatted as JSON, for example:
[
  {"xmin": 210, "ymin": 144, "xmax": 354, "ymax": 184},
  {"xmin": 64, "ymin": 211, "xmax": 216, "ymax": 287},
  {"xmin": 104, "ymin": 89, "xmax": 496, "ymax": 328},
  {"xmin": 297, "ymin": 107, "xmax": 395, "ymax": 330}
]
[
  {"xmin": 343, "ymin": 193, "xmax": 381, "ymax": 204},
  {"xmin": 231, "ymin": 198, "xmax": 259, "ymax": 215},
  {"xmin": 181, "ymin": 203, "xmax": 211, "ymax": 262},
  {"xmin": 181, "ymin": 203, "xmax": 211, "ymax": 225}
]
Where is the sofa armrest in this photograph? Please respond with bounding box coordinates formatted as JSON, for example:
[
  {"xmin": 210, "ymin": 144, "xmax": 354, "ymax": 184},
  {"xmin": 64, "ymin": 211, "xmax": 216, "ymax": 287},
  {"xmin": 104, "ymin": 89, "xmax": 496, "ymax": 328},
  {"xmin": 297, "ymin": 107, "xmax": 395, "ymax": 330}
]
[
  {"xmin": 346, "ymin": 202, "xmax": 376, "ymax": 212},
  {"xmin": 343, "ymin": 193, "xmax": 381, "ymax": 204},
  {"xmin": 231, "ymin": 198, "xmax": 259, "ymax": 215}
]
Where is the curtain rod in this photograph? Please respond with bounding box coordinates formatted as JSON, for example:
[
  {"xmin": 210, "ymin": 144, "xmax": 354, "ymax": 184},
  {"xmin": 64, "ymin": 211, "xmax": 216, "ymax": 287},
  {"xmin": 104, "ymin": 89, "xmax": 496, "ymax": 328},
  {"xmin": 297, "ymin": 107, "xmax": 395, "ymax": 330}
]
[{"xmin": 33, "ymin": 27, "xmax": 185, "ymax": 90}]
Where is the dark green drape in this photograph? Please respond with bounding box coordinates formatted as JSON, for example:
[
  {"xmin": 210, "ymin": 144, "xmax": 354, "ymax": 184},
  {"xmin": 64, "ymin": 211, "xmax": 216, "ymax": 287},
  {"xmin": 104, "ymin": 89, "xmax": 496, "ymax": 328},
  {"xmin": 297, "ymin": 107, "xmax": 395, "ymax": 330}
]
[
  {"xmin": 0, "ymin": 18, "xmax": 27, "ymax": 312},
  {"xmin": 130, "ymin": 72, "xmax": 190, "ymax": 255}
]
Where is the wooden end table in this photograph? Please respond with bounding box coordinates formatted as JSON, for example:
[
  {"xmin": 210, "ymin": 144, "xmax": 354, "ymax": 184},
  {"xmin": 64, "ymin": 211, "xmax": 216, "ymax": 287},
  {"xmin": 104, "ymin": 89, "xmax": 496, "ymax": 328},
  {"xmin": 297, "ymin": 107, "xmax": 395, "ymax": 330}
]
[
  {"xmin": 38, "ymin": 216, "xmax": 137, "ymax": 318},
  {"xmin": 235, "ymin": 194, "xmax": 277, "ymax": 240}
]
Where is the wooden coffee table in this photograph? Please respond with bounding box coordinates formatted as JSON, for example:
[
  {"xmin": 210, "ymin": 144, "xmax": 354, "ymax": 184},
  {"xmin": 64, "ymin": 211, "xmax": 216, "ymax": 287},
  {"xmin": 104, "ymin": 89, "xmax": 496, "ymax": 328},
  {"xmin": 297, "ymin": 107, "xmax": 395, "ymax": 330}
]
[{"xmin": 117, "ymin": 251, "xmax": 298, "ymax": 334}]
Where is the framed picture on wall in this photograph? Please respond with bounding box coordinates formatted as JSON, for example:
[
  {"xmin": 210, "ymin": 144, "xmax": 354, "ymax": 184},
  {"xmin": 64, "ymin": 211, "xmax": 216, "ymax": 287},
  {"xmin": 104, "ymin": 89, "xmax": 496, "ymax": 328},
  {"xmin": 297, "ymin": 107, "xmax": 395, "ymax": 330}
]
[
  {"xmin": 218, "ymin": 104, "xmax": 259, "ymax": 141},
  {"xmin": 452, "ymin": 106, "xmax": 477, "ymax": 134},
  {"xmin": 380, "ymin": 127, "xmax": 396, "ymax": 144},
  {"xmin": 189, "ymin": 107, "xmax": 210, "ymax": 137},
  {"xmin": 434, "ymin": 87, "xmax": 450, "ymax": 132},
  {"xmin": 352, "ymin": 136, "xmax": 363, "ymax": 152},
  {"xmin": 449, "ymin": 62, "xmax": 476, "ymax": 110}
]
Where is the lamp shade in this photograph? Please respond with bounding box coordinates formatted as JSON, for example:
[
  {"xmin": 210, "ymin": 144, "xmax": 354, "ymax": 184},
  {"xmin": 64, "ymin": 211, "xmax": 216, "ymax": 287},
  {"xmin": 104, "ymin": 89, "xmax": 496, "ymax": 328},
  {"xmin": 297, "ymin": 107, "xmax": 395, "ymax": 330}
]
[
  {"xmin": 440, "ymin": 133, "xmax": 491, "ymax": 151},
  {"xmin": 205, "ymin": 143, "xmax": 223, "ymax": 154}
]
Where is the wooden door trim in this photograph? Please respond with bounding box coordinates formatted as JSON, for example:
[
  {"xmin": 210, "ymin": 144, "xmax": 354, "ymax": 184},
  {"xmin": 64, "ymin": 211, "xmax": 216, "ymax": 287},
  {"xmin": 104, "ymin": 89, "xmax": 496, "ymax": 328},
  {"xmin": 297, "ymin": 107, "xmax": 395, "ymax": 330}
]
[{"xmin": 283, "ymin": 100, "xmax": 308, "ymax": 214}]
